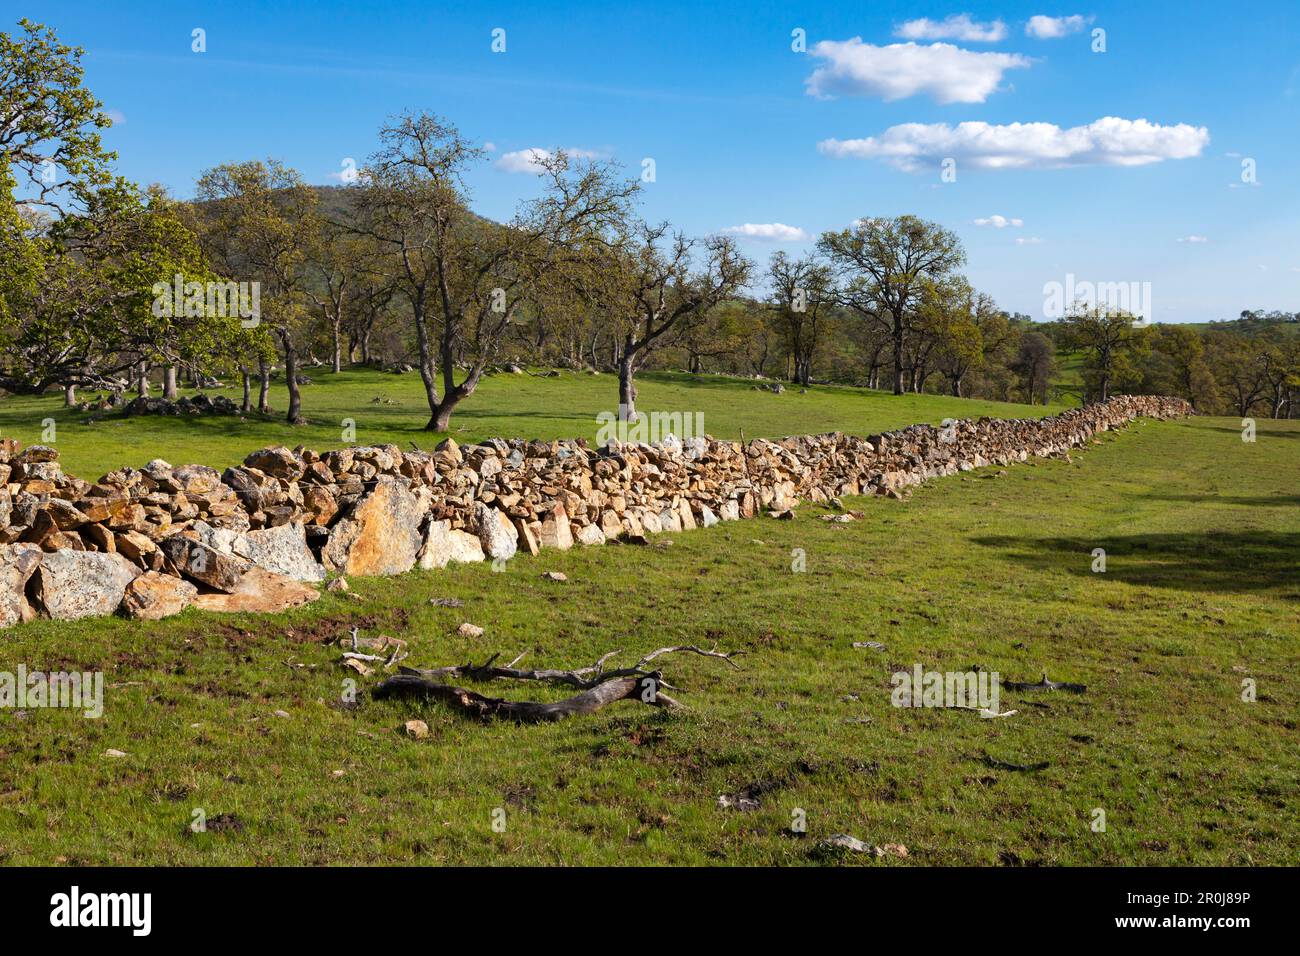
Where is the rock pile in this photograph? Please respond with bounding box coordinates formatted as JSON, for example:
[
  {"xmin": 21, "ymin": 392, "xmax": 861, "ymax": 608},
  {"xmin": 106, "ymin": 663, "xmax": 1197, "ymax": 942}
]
[
  {"xmin": 0, "ymin": 394, "xmax": 1191, "ymax": 627},
  {"xmin": 121, "ymin": 394, "xmax": 240, "ymax": 417}
]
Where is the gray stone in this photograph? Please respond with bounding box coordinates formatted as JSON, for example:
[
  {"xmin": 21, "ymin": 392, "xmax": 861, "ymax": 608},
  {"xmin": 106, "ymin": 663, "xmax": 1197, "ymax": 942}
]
[
  {"xmin": 575, "ymin": 524, "xmax": 606, "ymax": 546},
  {"xmin": 34, "ymin": 550, "xmax": 140, "ymax": 621},
  {"xmin": 419, "ymin": 519, "xmax": 485, "ymax": 569},
  {"xmin": 232, "ymin": 522, "xmax": 326, "ymax": 582},
  {"xmin": 474, "ymin": 503, "xmax": 517, "ymax": 561},
  {"xmin": 0, "ymin": 543, "xmax": 42, "ymax": 627},
  {"xmin": 160, "ymin": 536, "xmax": 250, "ymax": 592}
]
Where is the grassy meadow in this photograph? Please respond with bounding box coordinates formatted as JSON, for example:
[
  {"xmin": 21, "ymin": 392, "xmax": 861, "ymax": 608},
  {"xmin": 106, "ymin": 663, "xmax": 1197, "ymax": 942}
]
[
  {"xmin": 0, "ymin": 371, "xmax": 1295, "ymax": 865},
  {"xmin": 0, "ymin": 368, "xmax": 1061, "ymax": 480}
]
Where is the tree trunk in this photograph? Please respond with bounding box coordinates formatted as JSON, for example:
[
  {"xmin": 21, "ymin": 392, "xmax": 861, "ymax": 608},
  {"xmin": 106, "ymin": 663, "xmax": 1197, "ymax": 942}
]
[
  {"xmin": 64, "ymin": 384, "xmax": 76, "ymax": 407},
  {"xmin": 257, "ymin": 358, "xmax": 271, "ymax": 413},
  {"xmin": 163, "ymin": 365, "xmax": 179, "ymax": 399},
  {"xmin": 413, "ymin": 308, "xmax": 444, "ymax": 431},
  {"xmin": 332, "ymin": 321, "xmax": 343, "ymax": 374},
  {"xmin": 283, "ymin": 339, "xmax": 304, "ymax": 425},
  {"xmin": 136, "ymin": 362, "xmax": 150, "ymax": 398},
  {"xmin": 240, "ymin": 369, "xmax": 251, "ymax": 413},
  {"xmin": 951, "ymin": 375, "xmax": 962, "ymax": 397},
  {"xmin": 891, "ymin": 316, "xmax": 905, "ymax": 395},
  {"xmin": 430, "ymin": 393, "xmax": 464, "ymax": 432},
  {"xmin": 618, "ymin": 354, "xmax": 638, "ymax": 421}
]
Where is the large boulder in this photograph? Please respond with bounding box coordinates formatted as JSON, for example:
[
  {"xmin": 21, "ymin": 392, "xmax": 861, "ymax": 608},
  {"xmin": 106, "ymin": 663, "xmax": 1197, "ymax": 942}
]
[
  {"xmin": 243, "ymin": 446, "xmax": 303, "ymax": 480},
  {"xmin": 231, "ymin": 522, "xmax": 326, "ymax": 582},
  {"xmin": 474, "ymin": 503, "xmax": 517, "ymax": 561},
  {"xmin": 191, "ymin": 567, "xmax": 319, "ymax": 614},
  {"xmin": 120, "ymin": 571, "xmax": 197, "ymax": 620},
  {"xmin": 0, "ymin": 543, "xmax": 42, "ymax": 627},
  {"xmin": 321, "ymin": 477, "xmax": 426, "ymax": 576},
  {"xmin": 160, "ymin": 536, "xmax": 249, "ymax": 592},
  {"xmin": 34, "ymin": 550, "xmax": 140, "ymax": 621},
  {"xmin": 418, "ymin": 519, "xmax": 486, "ymax": 569},
  {"xmin": 538, "ymin": 503, "xmax": 573, "ymax": 550}
]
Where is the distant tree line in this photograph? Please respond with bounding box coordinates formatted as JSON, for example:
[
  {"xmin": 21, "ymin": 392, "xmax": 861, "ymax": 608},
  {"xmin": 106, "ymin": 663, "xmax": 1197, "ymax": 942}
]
[{"xmin": 2, "ymin": 19, "xmax": 1296, "ymax": 431}]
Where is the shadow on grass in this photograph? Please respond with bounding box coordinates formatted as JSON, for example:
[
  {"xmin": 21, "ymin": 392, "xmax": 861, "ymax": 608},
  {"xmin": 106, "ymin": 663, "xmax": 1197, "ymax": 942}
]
[
  {"xmin": 1199, "ymin": 424, "xmax": 1300, "ymax": 440},
  {"xmin": 974, "ymin": 531, "xmax": 1300, "ymax": 594},
  {"xmin": 1137, "ymin": 493, "xmax": 1300, "ymax": 507}
]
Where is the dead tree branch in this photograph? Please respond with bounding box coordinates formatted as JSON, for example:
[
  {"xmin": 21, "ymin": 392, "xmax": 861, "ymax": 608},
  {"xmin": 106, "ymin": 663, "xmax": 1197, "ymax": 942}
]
[
  {"xmin": 372, "ymin": 670, "xmax": 678, "ymax": 722},
  {"xmin": 371, "ymin": 645, "xmax": 741, "ymax": 722},
  {"xmin": 1002, "ymin": 673, "xmax": 1087, "ymax": 694}
]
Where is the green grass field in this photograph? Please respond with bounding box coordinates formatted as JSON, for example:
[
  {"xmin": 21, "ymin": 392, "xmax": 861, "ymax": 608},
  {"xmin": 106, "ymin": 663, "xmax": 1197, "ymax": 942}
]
[
  {"xmin": 0, "ymin": 373, "xmax": 1295, "ymax": 865},
  {"xmin": 0, "ymin": 368, "xmax": 1062, "ymax": 479}
]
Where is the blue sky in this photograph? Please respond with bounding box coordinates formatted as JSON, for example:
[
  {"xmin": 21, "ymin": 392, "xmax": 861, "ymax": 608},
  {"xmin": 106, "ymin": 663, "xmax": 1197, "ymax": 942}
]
[{"xmin": 15, "ymin": 0, "xmax": 1300, "ymax": 322}]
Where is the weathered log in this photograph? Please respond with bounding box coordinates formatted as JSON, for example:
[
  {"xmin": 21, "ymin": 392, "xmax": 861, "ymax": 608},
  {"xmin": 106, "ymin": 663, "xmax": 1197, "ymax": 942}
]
[
  {"xmin": 371, "ymin": 670, "xmax": 678, "ymax": 722},
  {"xmin": 1001, "ymin": 673, "xmax": 1087, "ymax": 694},
  {"xmin": 399, "ymin": 644, "xmax": 742, "ymax": 691}
]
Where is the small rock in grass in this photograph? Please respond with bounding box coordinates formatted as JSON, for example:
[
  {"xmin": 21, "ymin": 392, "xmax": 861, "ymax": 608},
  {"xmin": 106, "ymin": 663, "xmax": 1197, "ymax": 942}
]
[
  {"xmin": 541, "ymin": 571, "xmax": 567, "ymax": 583},
  {"xmin": 430, "ymin": 597, "xmax": 464, "ymax": 608},
  {"xmin": 102, "ymin": 749, "xmax": 127, "ymax": 759},
  {"xmin": 818, "ymin": 834, "xmax": 908, "ymax": 858},
  {"xmin": 457, "ymin": 622, "xmax": 484, "ymax": 638},
  {"xmin": 717, "ymin": 792, "xmax": 761, "ymax": 812},
  {"xmin": 404, "ymin": 719, "xmax": 430, "ymax": 739},
  {"xmin": 327, "ymin": 577, "xmax": 349, "ymax": 593}
]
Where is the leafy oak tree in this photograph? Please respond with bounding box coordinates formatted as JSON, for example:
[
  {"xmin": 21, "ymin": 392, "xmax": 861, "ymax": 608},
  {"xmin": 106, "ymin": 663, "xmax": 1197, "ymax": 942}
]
[{"xmin": 819, "ymin": 215, "xmax": 965, "ymax": 395}]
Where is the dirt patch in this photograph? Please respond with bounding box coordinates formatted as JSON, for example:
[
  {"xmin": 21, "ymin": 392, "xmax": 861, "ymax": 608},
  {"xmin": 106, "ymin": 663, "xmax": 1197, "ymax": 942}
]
[{"xmin": 180, "ymin": 607, "xmax": 412, "ymax": 649}]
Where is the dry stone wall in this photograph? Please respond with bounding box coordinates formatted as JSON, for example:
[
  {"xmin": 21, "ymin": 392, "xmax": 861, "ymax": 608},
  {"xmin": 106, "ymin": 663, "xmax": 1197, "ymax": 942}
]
[{"xmin": 0, "ymin": 394, "xmax": 1192, "ymax": 627}]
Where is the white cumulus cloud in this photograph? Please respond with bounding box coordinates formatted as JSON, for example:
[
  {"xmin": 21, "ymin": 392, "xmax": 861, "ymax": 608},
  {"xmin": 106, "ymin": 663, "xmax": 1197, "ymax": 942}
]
[
  {"xmin": 804, "ymin": 38, "xmax": 1031, "ymax": 104},
  {"xmin": 496, "ymin": 146, "xmax": 605, "ymax": 174},
  {"xmin": 894, "ymin": 14, "xmax": 1008, "ymax": 42},
  {"xmin": 974, "ymin": 215, "xmax": 1024, "ymax": 228},
  {"xmin": 717, "ymin": 223, "xmax": 809, "ymax": 242},
  {"xmin": 1025, "ymin": 14, "xmax": 1092, "ymax": 39},
  {"xmin": 818, "ymin": 117, "xmax": 1210, "ymax": 171}
]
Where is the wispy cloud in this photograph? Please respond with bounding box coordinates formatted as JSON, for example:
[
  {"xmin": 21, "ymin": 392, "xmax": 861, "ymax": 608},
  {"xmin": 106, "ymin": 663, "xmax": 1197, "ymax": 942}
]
[
  {"xmin": 1177, "ymin": 235, "xmax": 1209, "ymax": 243},
  {"xmin": 717, "ymin": 223, "xmax": 809, "ymax": 242},
  {"xmin": 819, "ymin": 117, "xmax": 1210, "ymax": 171},
  {"xmin": 974, "ymin": 215, "xmax": 1024, "ymax": 228},
  {"xmin": 804, "ymin": 38, "xmax": 1031, "ymax": 104},
  {"xmin": 1015, "ymin": 236, "xmax": 1045, "ymax": 245},
  {"xmin": 1025, "ymin": 14, "xmax": 1093, "ymax": 39},
  {"xmin": 894, "ymin": 15, "xmax": 1008, "ymax": 43}
]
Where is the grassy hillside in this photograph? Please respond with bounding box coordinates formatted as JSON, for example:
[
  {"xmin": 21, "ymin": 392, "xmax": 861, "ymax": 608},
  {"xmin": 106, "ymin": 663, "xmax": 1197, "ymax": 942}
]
[
  {"xmin": 0, "ymin": 368, "xmax": 1064, "ymax": 478},
  {"xmin": 0, "ymin": 413, "xmax": 1294, "ymax": 865}
]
